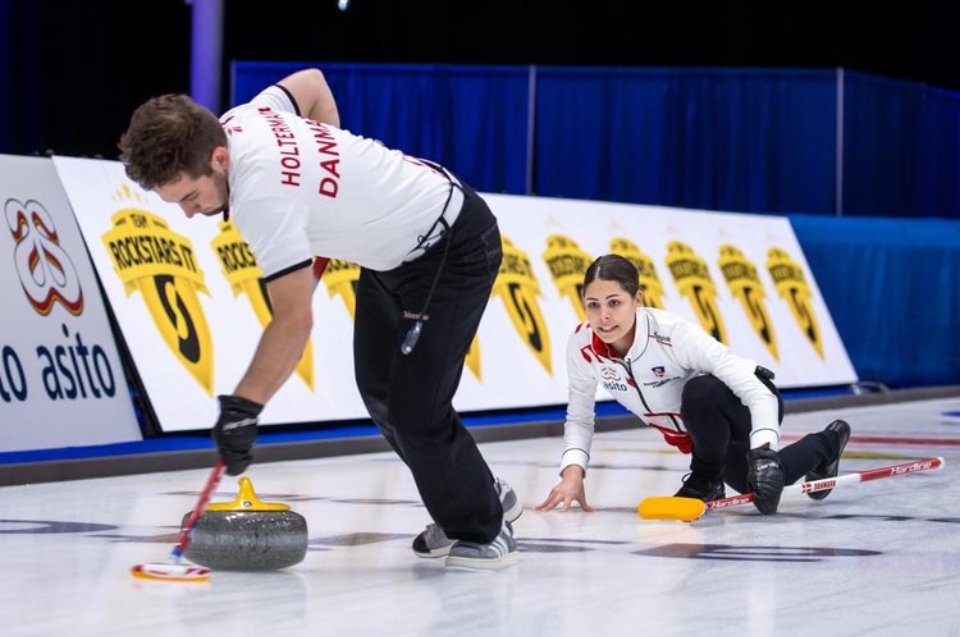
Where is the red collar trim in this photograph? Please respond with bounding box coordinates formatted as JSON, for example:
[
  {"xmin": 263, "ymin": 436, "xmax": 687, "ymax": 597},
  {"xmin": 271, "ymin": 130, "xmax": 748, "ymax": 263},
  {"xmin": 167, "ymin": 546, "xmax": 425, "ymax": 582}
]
[{"xmin": 590, "ymin": 330, "xmax": 618, "ymax": 360}]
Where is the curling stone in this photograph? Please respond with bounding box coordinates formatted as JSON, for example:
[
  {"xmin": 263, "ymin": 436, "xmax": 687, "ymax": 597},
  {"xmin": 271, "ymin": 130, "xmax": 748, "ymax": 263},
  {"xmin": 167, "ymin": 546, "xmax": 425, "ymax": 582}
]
[{"xmin": 182, "ymin": 477, "xmax": 308, "ymax": 571}]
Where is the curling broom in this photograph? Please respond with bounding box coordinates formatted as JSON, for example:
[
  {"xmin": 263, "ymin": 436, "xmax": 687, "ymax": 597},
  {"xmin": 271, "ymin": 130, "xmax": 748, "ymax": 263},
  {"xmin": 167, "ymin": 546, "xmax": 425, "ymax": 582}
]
[
  {"xmin": 638, "ymin": 456, "xmax": 945, "ymax": 522},
  {"xmin": 130, "ymin": 458, "xmax": 226, "ymax": 582}
]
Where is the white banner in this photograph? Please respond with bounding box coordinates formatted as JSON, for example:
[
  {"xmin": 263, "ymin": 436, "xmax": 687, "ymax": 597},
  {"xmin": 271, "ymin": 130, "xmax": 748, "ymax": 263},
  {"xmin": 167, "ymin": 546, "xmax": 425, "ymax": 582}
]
[
  {"xmin": 56, "ymin": 156, "xmax": 856, "ymax": 433},
  {"xmin": 0, "ymin": 156, "xmax": 141, "ymax": 451}
]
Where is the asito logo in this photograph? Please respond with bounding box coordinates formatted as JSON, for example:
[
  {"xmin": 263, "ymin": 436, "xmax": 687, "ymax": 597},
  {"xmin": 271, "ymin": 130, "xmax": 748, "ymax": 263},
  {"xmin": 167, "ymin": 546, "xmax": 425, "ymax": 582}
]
[
  {"xmin": 2, "ymin": 197, "xmax": 118, "ymax": 403},
  {"xmin": 718, "ymin": 244, "xmax": 779, "ymax": 361},
  {"xmin": 212, "ymin": 220, "xmax": 315, "ymax": 389},
  {"xmin": 599, "ymin": 366, "xmax": 628, "ymax": 391},
  {"xmin": 491, "ymin": 235, "xmax": 552, "ymax": 376},
  {"xmin": 4, "ymin": 198, "xmax": 83, "ymax": 316},
  {"xmin": 102, "ymin": 195, "xmax": 214, "ymax": 395},
  {"xmin": 600, "ymin": 366, "xmax": 620, "ymax": 381}
]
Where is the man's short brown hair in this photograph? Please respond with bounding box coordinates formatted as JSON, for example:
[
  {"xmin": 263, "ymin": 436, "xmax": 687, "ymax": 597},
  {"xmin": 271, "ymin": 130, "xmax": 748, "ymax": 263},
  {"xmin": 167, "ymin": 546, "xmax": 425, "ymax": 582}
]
[{"xmin": 118, "ymin": 94, "xmax": 227, "ymax": 190}]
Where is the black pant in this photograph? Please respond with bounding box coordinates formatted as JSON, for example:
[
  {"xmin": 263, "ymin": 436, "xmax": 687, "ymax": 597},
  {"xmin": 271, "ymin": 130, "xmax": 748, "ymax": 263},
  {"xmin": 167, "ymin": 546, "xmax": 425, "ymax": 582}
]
[
  {"xmin": 680, "ymin": 374, "xmax": 834, "ymax": 494},
  {"xmin": 353, "ymin": 185, "xmax": 504, "ymax": 544}
]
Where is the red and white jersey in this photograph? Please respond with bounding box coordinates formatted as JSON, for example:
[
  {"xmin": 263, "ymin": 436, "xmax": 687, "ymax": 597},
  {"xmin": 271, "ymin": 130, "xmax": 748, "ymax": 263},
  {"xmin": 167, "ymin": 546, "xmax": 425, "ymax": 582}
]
[
  {"xmin": 220, "ymin": 86, "xmax": 462, "ymax": 278},
  {"xmin": 561, "ymin": 307, "xmax": 780, "ymax": 474}
]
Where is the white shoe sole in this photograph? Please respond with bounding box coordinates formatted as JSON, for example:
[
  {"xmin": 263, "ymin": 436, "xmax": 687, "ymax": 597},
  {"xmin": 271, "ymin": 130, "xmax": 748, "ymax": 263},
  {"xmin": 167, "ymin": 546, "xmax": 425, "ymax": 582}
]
[{"xmin": 445, "ymin": 551, "xmax": 519, "ymax": 570}]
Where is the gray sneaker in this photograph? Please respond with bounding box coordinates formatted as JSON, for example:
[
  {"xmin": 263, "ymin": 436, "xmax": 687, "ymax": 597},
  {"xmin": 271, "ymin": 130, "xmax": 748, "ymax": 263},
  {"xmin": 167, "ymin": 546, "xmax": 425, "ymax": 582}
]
[
  {"xmin": 496, "ymin": 476, "xmax": 523, "ymax": 523},
  {"xmin": 412, "ymin": 477, "xmax": 522, "ymax": 559},
  {"xmin": 445, "ymin": 521, "xmax": 518, "ymax": 570}
]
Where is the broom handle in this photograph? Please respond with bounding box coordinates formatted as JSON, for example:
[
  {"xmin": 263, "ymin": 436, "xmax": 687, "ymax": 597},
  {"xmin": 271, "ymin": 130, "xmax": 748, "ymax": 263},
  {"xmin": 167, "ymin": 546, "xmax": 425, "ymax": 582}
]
[
  {"xmin": 706, "ymin": 456, "xmax": 945, "ymax": 511},
  {"xmin": 170, "ymin": 458, "xmax": 226, "ymax": 561}
]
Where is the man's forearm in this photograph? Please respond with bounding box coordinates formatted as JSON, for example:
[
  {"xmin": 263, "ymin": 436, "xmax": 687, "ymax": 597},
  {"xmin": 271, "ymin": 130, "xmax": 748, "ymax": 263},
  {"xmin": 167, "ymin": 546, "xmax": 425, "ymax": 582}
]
[{"xmin": 233, "ymin": 316, "xmax": 312, "ymax": 405}]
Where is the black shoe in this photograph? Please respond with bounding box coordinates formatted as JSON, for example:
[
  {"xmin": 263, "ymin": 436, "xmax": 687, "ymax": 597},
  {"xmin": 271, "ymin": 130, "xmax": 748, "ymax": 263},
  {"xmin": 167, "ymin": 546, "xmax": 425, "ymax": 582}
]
[
  {"xmin": 675, "ymin": 473, "xmax": 726, "ymax": 502},
  {"xmin": 805, "ymin": 419, "xmax": 851, "ymax": 501}
]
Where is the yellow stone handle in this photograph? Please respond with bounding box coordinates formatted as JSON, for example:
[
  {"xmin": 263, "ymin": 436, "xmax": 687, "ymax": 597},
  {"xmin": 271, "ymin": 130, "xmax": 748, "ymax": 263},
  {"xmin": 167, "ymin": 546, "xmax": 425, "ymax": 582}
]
[{"xmin": 206, "ymin": 476, "xmax": 291, "ymax": 512}]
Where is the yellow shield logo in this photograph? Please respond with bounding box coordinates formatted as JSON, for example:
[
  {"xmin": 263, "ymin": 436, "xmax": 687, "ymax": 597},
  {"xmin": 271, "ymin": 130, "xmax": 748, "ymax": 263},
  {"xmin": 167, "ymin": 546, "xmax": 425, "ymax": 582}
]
[
  {"xmin": 493, "ymin": 236, "xmax": 552, "ymax": 375},
  {"xmin": 543, "ymin": 234, "xmax": 594, "ymax": 323},
  {"xmin": 665, "ymin": 241, "xmax": 728, "ymax": 344},
  {"xmin": 766, "ymin": 248, "xmax": 824, "ymax": 359},
  {"xmin": 102, "ymin": 208, "xmax": 214, "ymax": 394},
  {"xmin": 718, "ymin": 245, "xmax": 779, "ymax": 360}
]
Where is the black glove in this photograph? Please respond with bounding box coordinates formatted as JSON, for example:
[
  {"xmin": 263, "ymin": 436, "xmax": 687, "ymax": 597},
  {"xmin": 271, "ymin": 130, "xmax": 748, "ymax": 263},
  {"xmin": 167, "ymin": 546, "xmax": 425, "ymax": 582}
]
[
  {"xmin": 746, "ymin": 446, "xmax": 785, "ymax": 515},
  {"xmin": 211, "ymin": 395, "xmax": 263, "ymax": 476}
]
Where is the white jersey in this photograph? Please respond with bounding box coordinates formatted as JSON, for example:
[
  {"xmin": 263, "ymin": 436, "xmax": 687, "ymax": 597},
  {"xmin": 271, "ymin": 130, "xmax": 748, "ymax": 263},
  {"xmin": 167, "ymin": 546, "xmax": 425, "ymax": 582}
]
[
  {"xmin": 220, "ymin": 86, "xmax": 463, "ymax": 278},
  {"xmin": 561, "ymin": 307, "xmax": 780, "ymax": 474}
]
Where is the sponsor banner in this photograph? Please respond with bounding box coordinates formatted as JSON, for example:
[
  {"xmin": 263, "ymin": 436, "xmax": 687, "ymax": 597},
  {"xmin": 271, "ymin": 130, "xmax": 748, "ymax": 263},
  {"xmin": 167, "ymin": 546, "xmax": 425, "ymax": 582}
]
[
  {"xmin": 56, "ymin": 157, "xmax": 856, "ymax": 432},
  {"xmin": 0, "ymin": 156, "xmax": 141, "ymax": 451}
]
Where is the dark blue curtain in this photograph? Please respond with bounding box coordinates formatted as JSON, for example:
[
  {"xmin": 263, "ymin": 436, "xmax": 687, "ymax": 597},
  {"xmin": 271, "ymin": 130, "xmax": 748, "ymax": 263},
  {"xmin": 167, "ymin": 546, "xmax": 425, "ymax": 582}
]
[
  {"xmin": 533, "ymin": 67, "xmax": 837, "ymax": 215},
  {"xmin": 921, "ymin": 87, "xmax": 960, "ymax": 219},
  {"xmin": 232, "ymin": 62, "xmax": 530, "ymax": 194},
  {"xmin": 790, "ymin": 214, "xmax": 960, "ymax": 388},
  {"xmin": 233, "ymin": 63, "xmax": 960, "ymax": 219},
  {"xmin": 843, "ymin": 71, "xmax": 960, "ymax": 219},
  {"xmin": 0, "ymin": 0, "xmax": 15, "ymax": 152}
]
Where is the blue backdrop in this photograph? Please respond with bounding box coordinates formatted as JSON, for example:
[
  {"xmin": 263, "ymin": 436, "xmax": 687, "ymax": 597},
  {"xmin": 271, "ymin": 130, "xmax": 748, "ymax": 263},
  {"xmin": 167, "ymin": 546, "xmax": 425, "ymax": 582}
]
[
  {"xmin": 843, "ymin": 71, "xmax": 960, "ymax": 219},
  {"xmin": 234, "ymin": 62, "xmax": 960, "ymax": 220},
  {"xmin": 532, "ymin": 67, "xmax": 837, "ymax": 215}
]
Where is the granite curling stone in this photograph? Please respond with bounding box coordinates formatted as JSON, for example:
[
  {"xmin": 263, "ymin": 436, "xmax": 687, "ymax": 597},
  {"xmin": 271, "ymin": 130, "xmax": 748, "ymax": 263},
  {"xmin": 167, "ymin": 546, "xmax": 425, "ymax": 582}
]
[{"xmin": 183, "ymin": 476, "xmax": 308, "ymax": 571}]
